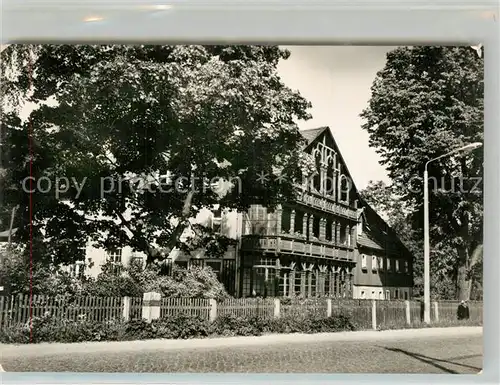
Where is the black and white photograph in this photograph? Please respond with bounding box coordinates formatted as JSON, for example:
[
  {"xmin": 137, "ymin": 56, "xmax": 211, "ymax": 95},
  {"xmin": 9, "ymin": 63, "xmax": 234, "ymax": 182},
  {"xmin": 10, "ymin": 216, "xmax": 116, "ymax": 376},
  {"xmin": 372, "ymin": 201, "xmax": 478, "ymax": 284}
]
[{"xmin": 0, "ymin": 43, "xmax": 483, "ymax": 373}]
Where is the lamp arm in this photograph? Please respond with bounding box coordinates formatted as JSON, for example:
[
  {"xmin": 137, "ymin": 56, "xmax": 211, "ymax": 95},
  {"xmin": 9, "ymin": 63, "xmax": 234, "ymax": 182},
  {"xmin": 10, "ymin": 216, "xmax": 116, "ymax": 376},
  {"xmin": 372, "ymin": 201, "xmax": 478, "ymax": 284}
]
[{"xmin": 425, "ymin": 147, "xmax": 470, "ymax": 171}]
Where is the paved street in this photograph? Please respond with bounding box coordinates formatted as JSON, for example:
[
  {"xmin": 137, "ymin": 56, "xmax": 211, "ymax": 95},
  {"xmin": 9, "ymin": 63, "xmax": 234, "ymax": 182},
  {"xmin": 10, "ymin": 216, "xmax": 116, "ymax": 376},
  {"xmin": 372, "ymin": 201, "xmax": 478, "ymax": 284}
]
[{"xmin": 1, "ymin": 327, "xmax": 482, "ymax": 373}]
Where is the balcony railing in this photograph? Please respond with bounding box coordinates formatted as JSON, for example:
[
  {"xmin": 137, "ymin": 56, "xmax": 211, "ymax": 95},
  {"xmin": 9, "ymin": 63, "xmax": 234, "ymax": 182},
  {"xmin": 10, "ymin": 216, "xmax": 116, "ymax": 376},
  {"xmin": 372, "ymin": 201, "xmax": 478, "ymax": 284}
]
[
  {"xmin": 293, "ymin": 185, "xmax": 358, "ymax": 220},
  {"xmin": 241, "ymin": 234, "xmax": 355, "ymax": 262}
]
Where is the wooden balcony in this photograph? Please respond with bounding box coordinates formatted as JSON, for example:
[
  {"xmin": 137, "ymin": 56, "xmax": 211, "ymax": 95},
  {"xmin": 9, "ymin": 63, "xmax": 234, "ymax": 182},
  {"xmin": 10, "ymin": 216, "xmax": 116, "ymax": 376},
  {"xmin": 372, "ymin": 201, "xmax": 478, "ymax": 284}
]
[
  {"xmin": 241, "ymin": 234, "xmax": 355, "ymax": 262},
  {"xmin": 293, "ymin": 185, "xmax": 358, "ymax": 220}
]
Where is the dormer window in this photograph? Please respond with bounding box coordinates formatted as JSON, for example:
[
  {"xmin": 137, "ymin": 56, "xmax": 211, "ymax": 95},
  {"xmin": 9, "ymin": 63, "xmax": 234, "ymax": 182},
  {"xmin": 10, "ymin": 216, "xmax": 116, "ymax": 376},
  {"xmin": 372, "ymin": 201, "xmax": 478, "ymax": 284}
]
[{"xmin": 361, "ymin": 254, "xmax": 367, "ymax": 269}]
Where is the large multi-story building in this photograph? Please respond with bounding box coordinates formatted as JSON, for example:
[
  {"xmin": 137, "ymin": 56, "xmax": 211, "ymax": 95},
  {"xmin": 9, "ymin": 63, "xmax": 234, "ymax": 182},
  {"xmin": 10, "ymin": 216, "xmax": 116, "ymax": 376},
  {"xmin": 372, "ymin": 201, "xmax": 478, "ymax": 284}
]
[
  {"xmin": 2, "ymin": 127, "xmax": 413, "ymax": 299},
  {"xmin": 237, "ymin": 127, "xmax": 413, "ymax": 299}
]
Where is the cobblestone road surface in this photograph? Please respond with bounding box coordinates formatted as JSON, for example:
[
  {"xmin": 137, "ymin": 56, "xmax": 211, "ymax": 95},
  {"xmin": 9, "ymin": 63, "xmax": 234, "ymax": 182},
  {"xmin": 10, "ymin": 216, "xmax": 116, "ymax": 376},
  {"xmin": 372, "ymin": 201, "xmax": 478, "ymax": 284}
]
[{"xmin": 1, "ymin": 327, "xmax": 482, "ymax": 373}]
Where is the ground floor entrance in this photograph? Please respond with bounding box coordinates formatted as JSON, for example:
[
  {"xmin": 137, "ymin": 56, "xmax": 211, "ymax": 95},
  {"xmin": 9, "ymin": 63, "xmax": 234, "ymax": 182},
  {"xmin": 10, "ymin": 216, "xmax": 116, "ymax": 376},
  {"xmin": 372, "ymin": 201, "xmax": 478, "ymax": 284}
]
[{"xmin": 239, "ymin": 252, "xmax": 355, "ymax": 298}]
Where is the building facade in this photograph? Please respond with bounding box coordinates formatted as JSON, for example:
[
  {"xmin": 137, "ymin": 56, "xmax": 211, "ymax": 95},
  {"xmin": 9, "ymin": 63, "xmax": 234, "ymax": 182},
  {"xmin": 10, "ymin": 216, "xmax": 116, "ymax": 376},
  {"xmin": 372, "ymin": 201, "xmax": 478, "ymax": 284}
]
[
  {"xmin": 354, "ymin": 200, "xmax": 413, "ymax": 300},
  {"xmin": 237, "ymin": 127, "xmax": 413, "ymax": 299},
  {"xmin": 12, "ymin": 127, "xmax": 412, "ymax": 299}
]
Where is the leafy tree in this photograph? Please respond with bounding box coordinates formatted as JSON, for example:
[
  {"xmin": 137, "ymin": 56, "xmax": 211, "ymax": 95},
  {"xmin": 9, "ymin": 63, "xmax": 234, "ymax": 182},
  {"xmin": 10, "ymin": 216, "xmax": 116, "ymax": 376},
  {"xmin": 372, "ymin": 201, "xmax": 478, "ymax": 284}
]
[
  {"xmin": 1, "ymin": 45, "xmax": 314, "ymax": 267},
  {"xmin": 361, "ymin": 46, "xmax": 483, "ymax": 300}
]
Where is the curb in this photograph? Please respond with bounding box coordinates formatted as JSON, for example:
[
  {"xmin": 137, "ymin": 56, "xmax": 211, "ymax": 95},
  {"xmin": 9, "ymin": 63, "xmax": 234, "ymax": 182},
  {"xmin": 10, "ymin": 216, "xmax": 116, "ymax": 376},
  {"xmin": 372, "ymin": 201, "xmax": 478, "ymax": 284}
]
[{"xmin": 1, "ymin": 326, "xmax": 482, "ymax": 358}]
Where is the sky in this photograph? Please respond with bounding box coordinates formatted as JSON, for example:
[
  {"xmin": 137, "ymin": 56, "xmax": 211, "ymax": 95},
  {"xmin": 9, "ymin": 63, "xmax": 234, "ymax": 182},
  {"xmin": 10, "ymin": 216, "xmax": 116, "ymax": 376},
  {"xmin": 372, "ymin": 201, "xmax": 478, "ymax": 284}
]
[{"xmin": 277, "ymin": 45, "xmax": 396, "ymax": 190}]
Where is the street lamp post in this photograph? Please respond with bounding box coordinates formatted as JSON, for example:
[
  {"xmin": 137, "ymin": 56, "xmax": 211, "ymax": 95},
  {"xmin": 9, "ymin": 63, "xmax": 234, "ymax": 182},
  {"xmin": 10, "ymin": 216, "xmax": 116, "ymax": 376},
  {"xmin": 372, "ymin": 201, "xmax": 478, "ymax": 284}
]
[{"xmin": 423, "ymin": 142, "xmax": 482, "ymax": 324}]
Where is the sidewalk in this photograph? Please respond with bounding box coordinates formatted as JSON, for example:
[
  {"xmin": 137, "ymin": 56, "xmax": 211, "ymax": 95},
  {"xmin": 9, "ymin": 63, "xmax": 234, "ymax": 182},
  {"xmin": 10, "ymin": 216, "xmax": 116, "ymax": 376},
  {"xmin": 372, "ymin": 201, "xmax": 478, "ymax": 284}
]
[{"xmin": 1, "ymin": 326, "xmax": 482, "ymax": 358}]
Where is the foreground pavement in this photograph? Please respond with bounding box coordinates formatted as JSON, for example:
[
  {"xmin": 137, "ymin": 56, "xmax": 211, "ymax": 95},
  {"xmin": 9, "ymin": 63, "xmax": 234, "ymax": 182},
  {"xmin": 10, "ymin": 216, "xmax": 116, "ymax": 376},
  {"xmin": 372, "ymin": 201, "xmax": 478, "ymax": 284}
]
[{"xmin": 1, "ymin": 327, "xmax": 482, "ymax": 373}]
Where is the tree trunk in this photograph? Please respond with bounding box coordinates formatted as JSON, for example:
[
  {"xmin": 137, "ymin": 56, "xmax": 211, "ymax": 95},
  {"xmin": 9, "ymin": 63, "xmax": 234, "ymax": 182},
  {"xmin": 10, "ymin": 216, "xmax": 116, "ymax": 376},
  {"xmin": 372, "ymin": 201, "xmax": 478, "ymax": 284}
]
[{"xmin": 145, "ymin": 188, "xmax": 195, "ymax": 266}]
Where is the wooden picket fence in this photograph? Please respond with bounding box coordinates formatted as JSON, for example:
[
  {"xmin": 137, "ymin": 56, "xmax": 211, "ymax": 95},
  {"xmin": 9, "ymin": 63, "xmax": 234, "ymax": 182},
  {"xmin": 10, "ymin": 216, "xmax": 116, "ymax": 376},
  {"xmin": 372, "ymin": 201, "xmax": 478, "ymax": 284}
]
[
  {"xmin": 160, "ymin": 297, "xmax": 211, "ymax": 319},
  {"xmin": 0, "ymin": 294, "xmax": 123, "ymax": 328},
  {"xmin": 0, "ymin": 294, "xmax": 483, "ymax": 330},
  {"xmin": 218, "ymin": 298, "xmax": 275, "ymax": 319},
  {"xmin": 434, "ymin": 300, "xmax": 483, "ymax": 323},
  {"xmin": 130, "ymin": 296, "xmax": 143, "ymax": 320}
]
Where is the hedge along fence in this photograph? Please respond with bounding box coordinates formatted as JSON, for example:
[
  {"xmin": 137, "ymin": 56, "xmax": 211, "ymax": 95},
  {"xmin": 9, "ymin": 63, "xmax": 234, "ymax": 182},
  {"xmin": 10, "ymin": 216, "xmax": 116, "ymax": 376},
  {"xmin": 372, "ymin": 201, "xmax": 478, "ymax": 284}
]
[{"xmin": 0, "ymin": 293, "xmax": 483, "ymax": 330}]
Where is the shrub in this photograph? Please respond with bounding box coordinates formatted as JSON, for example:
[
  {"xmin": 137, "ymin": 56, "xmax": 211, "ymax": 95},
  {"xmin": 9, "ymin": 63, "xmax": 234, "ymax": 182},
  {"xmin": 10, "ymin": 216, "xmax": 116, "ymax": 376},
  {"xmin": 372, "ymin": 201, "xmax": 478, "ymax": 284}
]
[
  {"xmin": 152, "ymin": 315, "xmax": 211, "ymax": 339},
  {"xmin": 210, "ymin": 314, "xmax": 269, "ymax": 337},
  {"xmin": 1, "ymin": 249, "xmax": 229, "ymax": 301},
  {"xmin": 0, "ymin": 312, "xmax": 358, "ymax": 344},
  {"xmin": 139, "ymin": 265, "xmax": 230, "ymax": 301},
  {"xmin": 0, "ymin": 313, "xmax": 129, "ymax": 344}
]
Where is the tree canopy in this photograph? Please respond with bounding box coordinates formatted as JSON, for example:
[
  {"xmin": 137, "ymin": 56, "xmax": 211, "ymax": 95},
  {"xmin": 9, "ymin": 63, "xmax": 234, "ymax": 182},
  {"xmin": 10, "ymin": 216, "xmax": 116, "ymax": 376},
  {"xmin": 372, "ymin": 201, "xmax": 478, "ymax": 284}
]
[
  {"xmin": 1, "ymin": 45, "xmax": 314, "ymax": 266},
  {"xmin": 361, "ymin": 46, "xmax": 483, "ymax": 300}
]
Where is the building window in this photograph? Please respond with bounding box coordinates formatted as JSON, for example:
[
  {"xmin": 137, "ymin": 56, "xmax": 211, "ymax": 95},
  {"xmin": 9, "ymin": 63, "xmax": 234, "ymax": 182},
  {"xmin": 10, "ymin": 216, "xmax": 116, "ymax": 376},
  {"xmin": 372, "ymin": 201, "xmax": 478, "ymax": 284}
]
[
  {"xmin": 339, "ymin": 174, "xmax": 349, "ymax": 203},
  {"xmin": 394, "ymin": 289, "xmax": 399, "ymax": 299},
  {"xmin": 360, "ymin": 290, "xmax": 366, "ymax": 299},
  {"xmin": 361, "ymin": 254, "xmax": 367, "ymax": 270},
  {"xmin": 387, "ymin": 258, "xmax": 392, "ymax": 271},
  {"xmin": 106, "ymin": 249, "xmax": 122, "ymax": 275},
  {"xmin": 281, "ymin": 207, "xmax": 291, "ymax": 233},
  {"xmin": 212, "ymin": 207, "xmax": 222, "ymax": 233},
  {"xmin": 339, "ymin": 226, "xmax": 347, "ymax": 244},
  {"xmin": 404, "ymin": 290, "xmax": 409, "ymax": 300},
  {"xmin": 130, "ymin": 256, "xmax": 144, "ymax": 268},
  {"xmin": 70, "ymin": 261, "xmax": 85, "ymax": 279},
  {"xmin": 175, "ymin": 260, "xmax": 188, "ymax": 269},
  {"xmin": 189, "ymin": 259, "xmax": 204, "ymax": 268},
  {"xmin": 378, "ymin": 291, "xmax": 383, "ymax": 300},
  {"xmin": 248, "ymin": 205, "xmax": 267, "ymax": 235},
  {"xmin": 325, "ymin": 220, "xmax": 333, "ymax": 241},
  {"xmin": 404, "ymin": 260, "xmax": 409, "ymax": 273},
  {"xmin": 371, "ymin": 291, "xmax": 375, "ymax": 299},
  {"xmin": 294, "ymin": 210, "xmax": 304, "ymax": 234},
  {"xmin": 385, "ymin": 290, "xmax": 390, "ymax": 300},
  {"xmin": 312, "ymin": 216, "xmax": 320, "ymax": 238},
  {"xmin": 395, "ymin": 260, "xmax": 400, "ymax": 273},
  {"xmin": 378, "ymin": 257, "xmax": 384, "ymax": 271},
  {"xmin": 241, "ymin": 268, "xmax": 252, "ymax": 297},
  {"xmin": 206, "ymin": 260, "xmax": 222, "ymax": 280},
  {"xmin": 371, "ymin": 255, "xmax": 377, "ymax": 271}
]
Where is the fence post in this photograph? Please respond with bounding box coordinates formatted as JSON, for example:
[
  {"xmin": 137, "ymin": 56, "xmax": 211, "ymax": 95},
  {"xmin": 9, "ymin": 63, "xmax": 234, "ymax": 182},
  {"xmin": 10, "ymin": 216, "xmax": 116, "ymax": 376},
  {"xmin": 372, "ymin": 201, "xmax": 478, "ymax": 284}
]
[
  {"xmin": 326, "ymin": 298, "xmax": 332, "ymax": 317},
  {"xmin": 405, "ymin": 300, "xmax": 411, "ymax": 325},
  {"xmin": 142, "ymin": 292, "xmax": 161, "ymax": 323},
  {"xmin": 371, "ymin": 300, "xmax": 377, "ymax": 330},
  {"xmin": 209, "ymin": 298, "xmax": 217, "ymax": 322},
  {"xmin": 122, "ymin": 296, "xmax": 131, "ymax": 321},
  {"xmin": 273, "ymin": 298, "xmax": 281, "ymax": 318},
  {"xmin": 433, "ymin": 301, "xmax": 439, "ymax": 322}
]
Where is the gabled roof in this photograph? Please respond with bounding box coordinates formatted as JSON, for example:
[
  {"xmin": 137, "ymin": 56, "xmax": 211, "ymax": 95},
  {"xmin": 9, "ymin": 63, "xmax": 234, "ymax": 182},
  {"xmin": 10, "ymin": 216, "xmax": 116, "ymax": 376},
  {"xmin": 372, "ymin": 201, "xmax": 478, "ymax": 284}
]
[
  {"xmin": 300, "ymin": 127, "xmax": 329, "ymax": 144},
  {"xmin": 356, "ymin": 196, "xmax": 411, "ymax": 258},
  {"xmin": 357, "ymin": 234, "xmax": 384, "ymax": 251},
  {"xmin": 299, "ymin": 126, "xmax": 411, "ymax": 259},
  {"xmin": 299, "ymin": 126, "xmax": 360, "ymax": 195}
]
